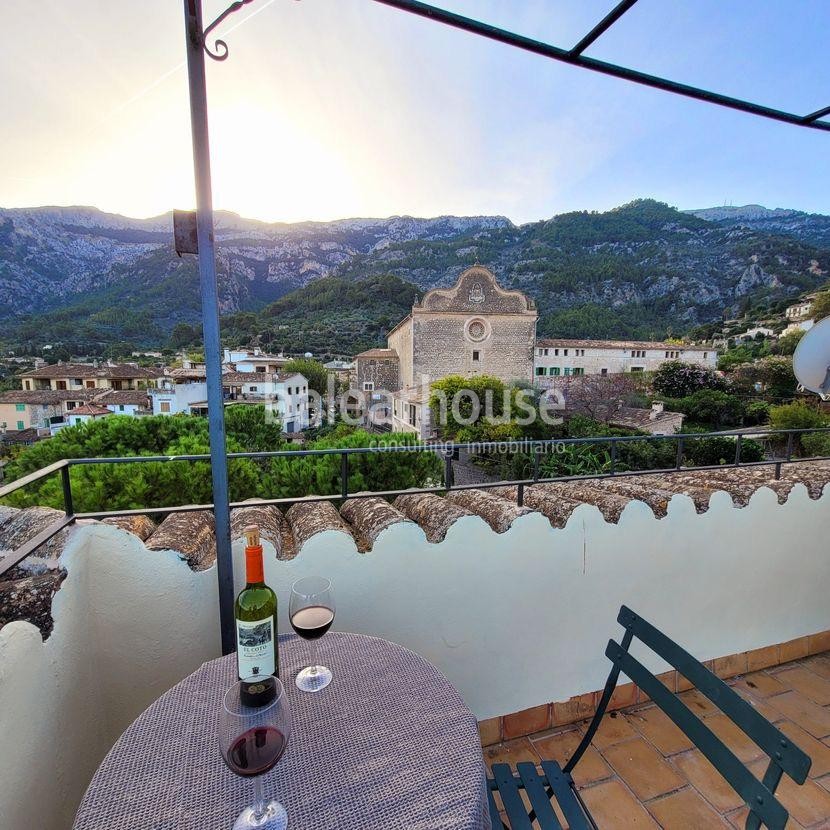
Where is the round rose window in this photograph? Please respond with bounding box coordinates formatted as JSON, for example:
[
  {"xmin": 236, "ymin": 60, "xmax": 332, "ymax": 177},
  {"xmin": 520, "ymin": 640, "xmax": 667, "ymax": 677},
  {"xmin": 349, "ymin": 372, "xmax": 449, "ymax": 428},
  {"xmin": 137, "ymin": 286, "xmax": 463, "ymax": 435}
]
[{"xmin": 466, "ymin": 319, "xmax": 488, "ymax": 342}]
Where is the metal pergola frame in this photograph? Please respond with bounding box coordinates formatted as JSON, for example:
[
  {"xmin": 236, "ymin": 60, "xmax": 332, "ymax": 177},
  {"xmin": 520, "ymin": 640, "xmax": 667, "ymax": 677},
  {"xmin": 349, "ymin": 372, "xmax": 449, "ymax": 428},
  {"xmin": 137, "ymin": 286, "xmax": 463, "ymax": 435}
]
[
  {"xmin": 86, "ymin": 0, "xmax": 830, "ymax": 654},
  {"xmin": 371, "ymin": 0, "xmax": 830, "ymax": 132}
]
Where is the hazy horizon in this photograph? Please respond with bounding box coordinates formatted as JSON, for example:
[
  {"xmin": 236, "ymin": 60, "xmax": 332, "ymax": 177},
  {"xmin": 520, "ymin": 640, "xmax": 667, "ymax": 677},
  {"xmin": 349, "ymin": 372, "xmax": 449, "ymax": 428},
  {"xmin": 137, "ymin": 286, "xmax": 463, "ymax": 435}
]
[
  {"xmin": 3, "ymin": 1, "xmax": 829, "ymax": 223},
  {"xmin": 2, "ymin": 197, "xmax": 825, "ymax": 228}
]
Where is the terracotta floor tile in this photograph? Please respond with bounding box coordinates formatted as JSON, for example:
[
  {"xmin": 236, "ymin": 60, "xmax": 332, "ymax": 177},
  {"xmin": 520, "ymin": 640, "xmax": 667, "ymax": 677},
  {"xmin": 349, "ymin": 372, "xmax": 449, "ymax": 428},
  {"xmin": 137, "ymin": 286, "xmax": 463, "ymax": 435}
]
[
  {"xmin": 531, "ymin": 727, "xmax": 613, "ymax": 787},
  {"xmin": 769, "ymin": 690, "xmax": 830, "ymax": 739},
  {"xmin": 601, "ymin": 737, "xmax": 685, "ymax": 801},
  {"xmin": 747, "ymin": 757, "xmax": 830, "ymax": 828},
  {"xmin": 725, "ymin": 806, "xmax": 804, "ymax": 829},
  {"xmin": 483, "ymin": 737, "xmax": 540, "ymax": 772},
  {"xmin": 734, "ymin": 670, "xmax": 787, "ymax": 699},
  {"xmin": 578, "ymin": 779, "xmax": 659, "ymax": 827},
  {"xmin": 818, "ymin": 773, "xmax": 830, "ymax": 793},
  {"xmin": 775, "ymin": 666, "xmax": 830, "ymax": 706},
  {"xmin": 673, "ymin": 749, "xmax": 745, "ymax": 813},
  {"xmin": 648, "ymin": 787, "xmax": 729, "ymax": 828},
  {"xmin": 678, "ymin": 688, "xmax": 720, "ymax": 719},
  {"xmin": 592, "ymin": 712, "xmax": 639, "ymax": 749},
  {"xmin": 626, "ymin": 706, "xmax": 694, "ymax": 756},
  {"xmin": 804, "ymin": 655, "xmax": 830, "ymax": 680},
  {"xmin": 776, "ymin": 719, "xmax": 830, "ymax": 778},
  {"xmin": 732, "ymin": 685, "xmax": 784, "ymax": 723},
  {"xmin": 705, "ymin": 713, "xmax": 765, "ymax": 763}
]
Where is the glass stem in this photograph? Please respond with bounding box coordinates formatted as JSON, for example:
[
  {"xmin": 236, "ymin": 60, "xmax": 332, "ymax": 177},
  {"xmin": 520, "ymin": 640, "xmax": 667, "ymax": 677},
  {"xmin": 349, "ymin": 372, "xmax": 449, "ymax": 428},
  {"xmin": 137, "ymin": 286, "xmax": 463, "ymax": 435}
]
[
  {"xmin": 310, "ymin": 636, "xmax": 319, "ymax": 675},
  {"xmin": 252, "ymin": 775, "xmax": 266, "ymax": 819}
]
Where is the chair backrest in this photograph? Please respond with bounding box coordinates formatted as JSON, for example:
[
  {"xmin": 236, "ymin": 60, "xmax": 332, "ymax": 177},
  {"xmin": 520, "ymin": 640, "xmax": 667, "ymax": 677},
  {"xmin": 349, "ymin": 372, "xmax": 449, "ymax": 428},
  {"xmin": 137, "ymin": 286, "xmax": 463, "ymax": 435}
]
[{"xmin": 605, "ymin": 606, "xmax": 811, "ymax": 830}]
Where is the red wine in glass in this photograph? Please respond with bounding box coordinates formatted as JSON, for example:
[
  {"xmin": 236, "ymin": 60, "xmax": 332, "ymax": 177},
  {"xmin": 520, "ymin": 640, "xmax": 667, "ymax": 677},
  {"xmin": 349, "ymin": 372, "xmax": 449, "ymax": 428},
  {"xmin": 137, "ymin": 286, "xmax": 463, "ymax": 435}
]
[
  {"xmin": 219, "ymin": 678, "xmax": 291, "ymax": 830},
  {"xmin": 225, "ymin": 726, "xmax": 287, "ymax": 778},
  {"xmin": 289, "ymin": 577, "xmax": 335, "ymax": 692},
  {"xmin": 290, "ymin": 605, "xmax": 335, "ymax": 640}
]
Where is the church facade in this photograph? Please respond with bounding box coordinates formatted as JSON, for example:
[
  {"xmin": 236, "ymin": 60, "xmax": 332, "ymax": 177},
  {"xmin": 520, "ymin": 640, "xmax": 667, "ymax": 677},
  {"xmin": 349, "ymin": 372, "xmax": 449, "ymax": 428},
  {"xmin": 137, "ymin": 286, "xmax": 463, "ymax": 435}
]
[{"xmin": 355, "ymin": 265, "xmax": 537, "ymax": 437}]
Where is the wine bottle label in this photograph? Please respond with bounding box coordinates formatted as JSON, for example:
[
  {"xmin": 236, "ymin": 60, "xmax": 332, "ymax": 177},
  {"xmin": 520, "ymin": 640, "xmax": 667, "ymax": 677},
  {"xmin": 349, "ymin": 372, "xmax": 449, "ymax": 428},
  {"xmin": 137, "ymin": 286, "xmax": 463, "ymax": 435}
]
[{"xmin": 236, "ymin": 616, "xmax": 275, "ymax": 680}]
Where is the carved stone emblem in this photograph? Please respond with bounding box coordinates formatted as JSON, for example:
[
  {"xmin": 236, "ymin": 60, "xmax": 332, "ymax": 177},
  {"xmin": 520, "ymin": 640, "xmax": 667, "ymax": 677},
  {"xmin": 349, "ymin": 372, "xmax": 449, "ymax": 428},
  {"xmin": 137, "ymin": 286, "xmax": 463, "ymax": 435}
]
[{"xmin": 469, "ymin": 282, "xmax": 485, "ymax": 303}]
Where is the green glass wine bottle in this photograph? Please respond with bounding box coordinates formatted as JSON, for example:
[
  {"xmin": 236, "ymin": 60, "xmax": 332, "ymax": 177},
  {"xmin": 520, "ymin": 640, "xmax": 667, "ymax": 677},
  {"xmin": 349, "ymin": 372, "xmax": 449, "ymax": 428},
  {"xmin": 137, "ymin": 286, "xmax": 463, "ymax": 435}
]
[{"xmin": 235, "ymin": 525, "xmax": 279, "ymax": 698}]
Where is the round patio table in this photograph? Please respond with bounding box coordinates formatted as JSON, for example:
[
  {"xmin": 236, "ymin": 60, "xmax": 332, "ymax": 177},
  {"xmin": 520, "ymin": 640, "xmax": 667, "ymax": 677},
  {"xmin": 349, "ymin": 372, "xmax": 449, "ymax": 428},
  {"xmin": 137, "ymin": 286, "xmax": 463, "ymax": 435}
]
[{"xmin": 73, "ymin": 632, "xmax": 491, "ymax": 830}]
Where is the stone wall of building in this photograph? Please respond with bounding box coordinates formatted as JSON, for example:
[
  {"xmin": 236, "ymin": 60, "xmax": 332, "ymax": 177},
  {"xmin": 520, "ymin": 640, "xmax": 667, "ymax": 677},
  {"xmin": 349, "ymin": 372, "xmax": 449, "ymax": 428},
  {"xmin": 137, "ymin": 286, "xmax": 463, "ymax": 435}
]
[
  {"xmin": 412, "ymin": 314, "xmax": 536, "ymax": 385},
  {"xmin": 355, "ymin": 351, "xmax": 400, "ymax": 393},
  {"xmin": 387, "ymin": 320, "xmax": 413, "ymax": 389}
]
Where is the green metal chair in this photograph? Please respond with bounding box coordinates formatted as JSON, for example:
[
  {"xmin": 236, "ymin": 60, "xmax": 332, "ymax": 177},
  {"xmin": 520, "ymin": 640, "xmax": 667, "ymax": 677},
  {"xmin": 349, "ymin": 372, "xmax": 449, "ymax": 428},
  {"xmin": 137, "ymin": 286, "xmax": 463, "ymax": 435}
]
[{"xmin": 488, "ymin": 606, "xmax": 812, "ymax": 829}]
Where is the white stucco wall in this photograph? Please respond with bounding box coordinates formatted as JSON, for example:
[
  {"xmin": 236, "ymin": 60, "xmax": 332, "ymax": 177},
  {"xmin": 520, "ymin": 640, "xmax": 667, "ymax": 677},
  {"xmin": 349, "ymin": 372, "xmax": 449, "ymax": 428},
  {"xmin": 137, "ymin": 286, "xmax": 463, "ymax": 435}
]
[{"xmin": 1, "ymin": 484, "xmax": 829, "ymax": 828}]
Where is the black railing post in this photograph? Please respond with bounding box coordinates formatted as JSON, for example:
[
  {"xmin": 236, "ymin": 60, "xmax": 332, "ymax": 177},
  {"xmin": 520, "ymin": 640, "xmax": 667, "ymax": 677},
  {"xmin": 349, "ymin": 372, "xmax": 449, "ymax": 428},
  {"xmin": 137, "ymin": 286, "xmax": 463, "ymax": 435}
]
[
  {"xmin": 444, "ymin": 451, "xmax": 454, "ymax": 491},
  {"xmin": 734, "ymin": 434, "xmax": 742, "ymax": 465},
  {"xmin": 60, "ymin": 464, "xmax": 74, "ymax": 517},
  {"xmin": 340, "ymin": 452, "xmax": 349, "ymax": 499},
  {"xmin": 533, "ymin": 444, "xmax": 541, "ymax": 482},
  {"xmin": 774, "ymin": 461, "xmax": 782, "ymax": 480},
  {"xmin": 785, "ymin": 432, "xmax": 794, "ymax": 461},
  {"xmin": 675, "ymin": 437, "xmax": 684, "ymax": 470},
  {"xmin": 517, "ymin": 482, "xmax": 524, "ymax": 506},
  {"xmin": 609, "ymin": 439, "xmax": 617, "ymax": 475}
]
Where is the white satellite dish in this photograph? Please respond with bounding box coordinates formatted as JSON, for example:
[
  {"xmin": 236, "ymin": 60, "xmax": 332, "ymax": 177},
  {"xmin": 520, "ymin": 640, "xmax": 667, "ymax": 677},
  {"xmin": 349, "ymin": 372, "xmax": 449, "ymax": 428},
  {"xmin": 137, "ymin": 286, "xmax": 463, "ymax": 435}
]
[{"xmin": 793, "ymin": 317, "xmax": 830, "ymax": 400}]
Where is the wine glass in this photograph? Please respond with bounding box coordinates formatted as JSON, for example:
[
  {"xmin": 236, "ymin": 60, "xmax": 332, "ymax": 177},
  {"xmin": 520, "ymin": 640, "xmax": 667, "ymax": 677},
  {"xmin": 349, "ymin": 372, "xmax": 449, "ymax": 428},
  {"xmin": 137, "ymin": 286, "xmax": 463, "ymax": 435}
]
[
  {"xmin": 289, "ymin": 576, "xmax": 335, "ymax": 692},
  {"xmin": 219, "ymin": 676, "xmax": 291, "ymax": 830}
]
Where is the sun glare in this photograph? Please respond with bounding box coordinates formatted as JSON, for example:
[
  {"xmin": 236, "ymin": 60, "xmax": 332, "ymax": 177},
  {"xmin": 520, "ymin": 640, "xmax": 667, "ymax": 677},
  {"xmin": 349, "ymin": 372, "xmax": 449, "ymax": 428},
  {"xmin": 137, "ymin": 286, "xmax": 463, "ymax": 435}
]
[{"xmin": 209, "ymin": 103, "xmax": 362, "ymax": 223}]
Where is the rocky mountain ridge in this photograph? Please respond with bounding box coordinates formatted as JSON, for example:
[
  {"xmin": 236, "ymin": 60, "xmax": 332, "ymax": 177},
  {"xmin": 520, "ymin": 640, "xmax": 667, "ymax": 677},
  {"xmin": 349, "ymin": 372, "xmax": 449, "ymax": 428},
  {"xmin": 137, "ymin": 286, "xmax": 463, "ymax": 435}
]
[{"xmin": 1, "ymin": 200, "xmax": 829, "ymax": 347}]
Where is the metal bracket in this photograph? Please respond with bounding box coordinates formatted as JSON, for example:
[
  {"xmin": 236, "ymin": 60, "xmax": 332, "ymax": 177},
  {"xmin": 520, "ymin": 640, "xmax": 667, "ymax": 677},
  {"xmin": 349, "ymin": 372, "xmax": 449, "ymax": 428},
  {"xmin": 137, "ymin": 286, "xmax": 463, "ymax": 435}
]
[{"xmin": 203, "ymin": 0, "xmax": 256, "ymax": 61}]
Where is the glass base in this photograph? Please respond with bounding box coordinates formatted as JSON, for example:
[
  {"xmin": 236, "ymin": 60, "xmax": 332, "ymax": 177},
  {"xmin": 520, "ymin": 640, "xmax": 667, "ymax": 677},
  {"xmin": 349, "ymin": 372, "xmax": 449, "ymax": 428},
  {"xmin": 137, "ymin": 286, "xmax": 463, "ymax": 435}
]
[
  {"xmin": 233, "ymin": 799, "xmax": 288, "ymax": 830},
  {"xmin": 295, "ymin": 665, "xmax": 332, "ymax": 692}
]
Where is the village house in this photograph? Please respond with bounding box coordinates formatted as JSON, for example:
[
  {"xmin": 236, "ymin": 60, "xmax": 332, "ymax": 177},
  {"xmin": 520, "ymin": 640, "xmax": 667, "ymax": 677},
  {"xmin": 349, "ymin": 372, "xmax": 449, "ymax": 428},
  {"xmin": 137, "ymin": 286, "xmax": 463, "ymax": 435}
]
[
  {"xmin": 223, "ymin": 348, "xmax": 289, "ymax": 374},
  {"xmin": 222, "ymin": 371, "xmax": 310, "ymax": 433},
  {"xmin": 18, "ymin": 362, "xmax": 162, "ymax": 392},
  {"xmin": 66, "ymin": 403, "xmax": 112, "ymax": 428},
  {"xmin": 534, "ymin": 338, "xmax": 716, "ymax": 381}
]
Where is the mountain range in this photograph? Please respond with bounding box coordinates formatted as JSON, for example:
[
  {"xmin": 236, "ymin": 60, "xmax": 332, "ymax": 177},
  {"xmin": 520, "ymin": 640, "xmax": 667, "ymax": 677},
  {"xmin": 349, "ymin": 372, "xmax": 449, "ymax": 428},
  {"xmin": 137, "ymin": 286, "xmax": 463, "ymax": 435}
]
[{"xmin": 1, "ymin": 200, "xmax": 828, "ymax": 353}]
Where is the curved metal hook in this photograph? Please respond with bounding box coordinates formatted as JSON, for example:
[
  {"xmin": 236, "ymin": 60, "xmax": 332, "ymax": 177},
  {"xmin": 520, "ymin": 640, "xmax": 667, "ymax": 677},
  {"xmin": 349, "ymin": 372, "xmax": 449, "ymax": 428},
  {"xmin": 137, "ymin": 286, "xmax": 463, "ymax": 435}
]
[{"xmin": 203, "ymin": 0, "xmax": 255, "ymax": 62}]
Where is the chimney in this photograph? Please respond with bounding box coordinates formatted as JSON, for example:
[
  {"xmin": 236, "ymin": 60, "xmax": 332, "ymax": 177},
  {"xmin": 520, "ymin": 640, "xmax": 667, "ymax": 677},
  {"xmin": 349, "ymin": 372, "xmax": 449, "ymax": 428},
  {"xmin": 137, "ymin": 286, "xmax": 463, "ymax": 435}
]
[{"xmin": 650, "ymin": 401, "xmax": 665, "ymax": 420}]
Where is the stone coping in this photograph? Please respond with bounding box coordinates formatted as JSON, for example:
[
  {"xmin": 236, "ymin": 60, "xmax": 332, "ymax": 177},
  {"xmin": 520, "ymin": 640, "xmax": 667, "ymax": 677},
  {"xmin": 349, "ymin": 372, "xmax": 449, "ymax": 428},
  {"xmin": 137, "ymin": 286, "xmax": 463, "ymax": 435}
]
[{"xmin": 2, "ymin": 461, "xmax": 830, "ymax": 636}]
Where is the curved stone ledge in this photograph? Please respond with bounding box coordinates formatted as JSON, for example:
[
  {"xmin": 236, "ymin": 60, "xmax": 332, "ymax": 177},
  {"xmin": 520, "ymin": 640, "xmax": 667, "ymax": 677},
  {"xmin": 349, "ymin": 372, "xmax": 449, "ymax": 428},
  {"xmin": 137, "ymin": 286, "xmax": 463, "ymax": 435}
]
[
  {"xmin": 0, "ymin": 571, "xmax": 66, "ymax": 637},
  {"xmin": 393, "ymin": 493, "xmax": 472, "ymax": 542},
  {"xmin": 0, "ymin": 506, "xmax": 74, "ymax": 576},
  {"xmin": 230, "ymin": 504, "xmax": 293, "ymax": 560},
  {"xmin": 532, "ymin": 482, "xmax": 633, "ymax": 523},
  {"xmin": 446, "ymin": 489, "xmax": 531, "ymax": 533},
  {"xmin": 286, "ymin": 501, "xmax": 355, "ymax": 551},
  {"xmin": 4, "ymin": 460, "xmax": 830, "ymax": 636},
  {"xmin": 491, "ymin": 486, "xmax": 584, "ymax": 529},
  {"xmin": 340, "ymin": 497, "xmax": 410, "ymax": 548},
  {"xmin": 145, "ymin": 510, "xmax": 216, "ymax": 570},
  {"xmin": 102, "ymin": 515, "xmax": 157, "ymax": 541}
]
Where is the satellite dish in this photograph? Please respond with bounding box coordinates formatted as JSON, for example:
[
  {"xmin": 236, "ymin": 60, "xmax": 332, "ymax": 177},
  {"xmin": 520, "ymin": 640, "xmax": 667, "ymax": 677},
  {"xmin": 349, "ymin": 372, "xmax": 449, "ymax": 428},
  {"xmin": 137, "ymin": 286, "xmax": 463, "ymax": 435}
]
[{"xmin": 793, "ymin": 317, "xmax": 830, "ymax": 400}]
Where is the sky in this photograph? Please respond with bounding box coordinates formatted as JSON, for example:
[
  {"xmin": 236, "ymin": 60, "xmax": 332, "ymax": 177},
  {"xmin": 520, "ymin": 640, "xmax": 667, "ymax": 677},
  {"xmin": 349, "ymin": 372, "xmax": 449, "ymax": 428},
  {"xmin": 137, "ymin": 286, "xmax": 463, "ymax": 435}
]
[{"xmin": 1, "ymin": 0, "xmax": 828, "ymax": 224}]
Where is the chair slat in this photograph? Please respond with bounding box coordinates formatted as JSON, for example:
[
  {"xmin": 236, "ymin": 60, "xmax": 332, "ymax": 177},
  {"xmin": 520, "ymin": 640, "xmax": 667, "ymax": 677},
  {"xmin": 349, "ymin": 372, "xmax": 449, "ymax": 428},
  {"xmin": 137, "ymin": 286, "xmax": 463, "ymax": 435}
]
[
  {"xmin": 616, "ymin": 606, "xmax": 811, "ymax": 782},
  {"xmin": 492, "ymin": 764, "xmax": 534, "ymax": 830},
  {"xmin": 540, "ymin": 761, "xmax": 593, "ymax": 830},
  {"xmin": 487, "ymin": 778, "xmax": 507, "ymax": 830},
  {"xmin": 515, "ymin": 762, "xmax": 564, "ymax": 830},
  {"xmin": 607, "ymin": 641, "xmax": 789, "ymax": 830}
]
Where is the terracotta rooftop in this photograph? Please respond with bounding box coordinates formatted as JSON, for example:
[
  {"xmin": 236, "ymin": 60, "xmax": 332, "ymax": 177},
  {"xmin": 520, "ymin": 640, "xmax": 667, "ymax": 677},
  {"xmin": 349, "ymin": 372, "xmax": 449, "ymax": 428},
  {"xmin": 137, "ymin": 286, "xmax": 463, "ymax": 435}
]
[
  {"xmin": 3, "ymin": 462, "xmax": 830, "ymax": 637},
  {"xmin": 0, "ymin": 390, "xmax": 99, "ymax": 405},
  {"xmin": 95, "ymin": 390, "xmax": 151, "ymax": 407},
  {"xmin": 536, "ymin": 338, "xmax": 710, "ymax": 352},
  {"xmin": 19, "ymin": 363, "xmax": 161, "ymax": 379},
  {"xmin": 69, "ymin": 404, "xmax": 112, "ymax": 417}
]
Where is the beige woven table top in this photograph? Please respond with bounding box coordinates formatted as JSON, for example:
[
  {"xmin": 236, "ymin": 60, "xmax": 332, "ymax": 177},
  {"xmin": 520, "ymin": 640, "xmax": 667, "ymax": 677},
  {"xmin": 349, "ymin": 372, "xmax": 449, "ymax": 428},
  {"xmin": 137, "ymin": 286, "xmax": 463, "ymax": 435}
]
[{"xmin": 73, "ymin": 631, "xmax": 491, "ymax": 830}]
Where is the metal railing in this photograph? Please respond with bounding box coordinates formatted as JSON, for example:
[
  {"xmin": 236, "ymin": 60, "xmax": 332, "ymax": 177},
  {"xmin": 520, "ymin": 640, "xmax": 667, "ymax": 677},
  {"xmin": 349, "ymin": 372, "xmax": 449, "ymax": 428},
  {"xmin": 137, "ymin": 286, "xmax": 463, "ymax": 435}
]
[{"xmin": 2, "ymin": 426, "xmax": 830, "ymax": 582}]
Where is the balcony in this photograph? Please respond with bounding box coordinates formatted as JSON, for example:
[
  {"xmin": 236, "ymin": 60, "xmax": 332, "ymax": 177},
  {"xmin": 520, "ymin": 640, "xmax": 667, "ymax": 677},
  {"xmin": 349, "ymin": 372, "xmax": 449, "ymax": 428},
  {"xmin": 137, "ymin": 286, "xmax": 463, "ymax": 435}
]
[{"xmin": 1, "ymin": 433, "xmax": 830, "ymax": 827}]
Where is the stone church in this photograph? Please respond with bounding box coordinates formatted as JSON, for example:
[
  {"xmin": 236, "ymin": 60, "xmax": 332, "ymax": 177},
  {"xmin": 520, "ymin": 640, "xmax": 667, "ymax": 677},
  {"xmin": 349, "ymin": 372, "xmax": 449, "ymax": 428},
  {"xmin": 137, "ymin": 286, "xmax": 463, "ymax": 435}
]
[{"xmin": 355, "ymin": 265, "xmax": 538, "ymax": 437}]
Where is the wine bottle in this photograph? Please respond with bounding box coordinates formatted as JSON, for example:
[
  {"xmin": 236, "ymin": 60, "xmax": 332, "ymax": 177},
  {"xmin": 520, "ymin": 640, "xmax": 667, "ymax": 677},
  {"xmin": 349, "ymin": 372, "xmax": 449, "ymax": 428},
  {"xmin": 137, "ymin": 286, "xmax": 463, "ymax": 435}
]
[{"xmin": 235, "ymin": 525, "xmax": 279, "ymax": 703}]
